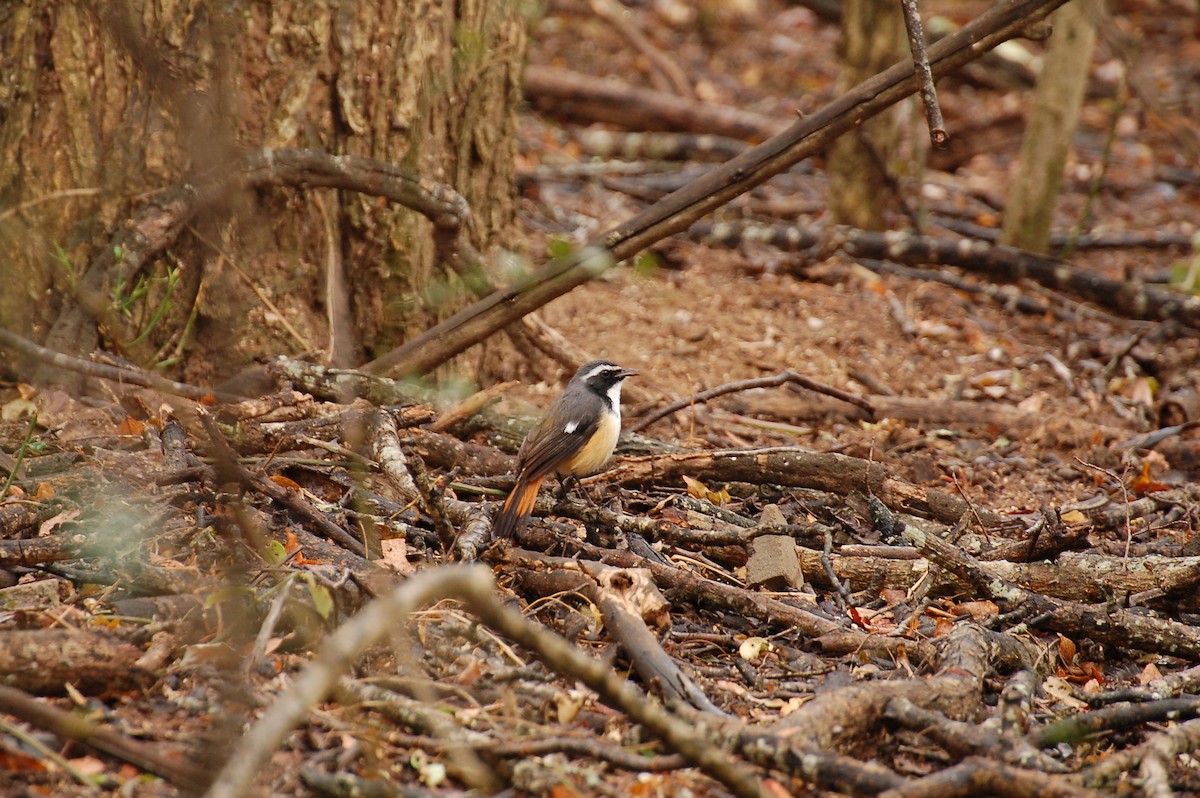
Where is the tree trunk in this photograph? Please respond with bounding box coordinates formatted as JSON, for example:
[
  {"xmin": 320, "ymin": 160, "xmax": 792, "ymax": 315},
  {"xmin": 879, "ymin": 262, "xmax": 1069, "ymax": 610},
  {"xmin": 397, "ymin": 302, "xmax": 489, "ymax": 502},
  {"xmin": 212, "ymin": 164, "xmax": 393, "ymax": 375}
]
[
  {"xmin": 826, "ymin": 0, "xmax": 908, "ymax": 230},
  {"xmin": 0, "ymin": 1, "xmax": 526, "ymax": 385},
  {"xmin": 999, "ymin": 0, "xmax": 1100, "ymax": 253}
]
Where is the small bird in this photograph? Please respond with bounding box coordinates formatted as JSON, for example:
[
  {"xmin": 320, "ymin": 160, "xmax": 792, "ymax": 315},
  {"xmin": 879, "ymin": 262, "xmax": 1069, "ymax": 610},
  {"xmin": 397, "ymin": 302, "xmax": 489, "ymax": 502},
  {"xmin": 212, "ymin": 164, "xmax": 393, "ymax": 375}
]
[{"xmin": 493, "ymin": 359, "xmax": 638, "ymax": 540}]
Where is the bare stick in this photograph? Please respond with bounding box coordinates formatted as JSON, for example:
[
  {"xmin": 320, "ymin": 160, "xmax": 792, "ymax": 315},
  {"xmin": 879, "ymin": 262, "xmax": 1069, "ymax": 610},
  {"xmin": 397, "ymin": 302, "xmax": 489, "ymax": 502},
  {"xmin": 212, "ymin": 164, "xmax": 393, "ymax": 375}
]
[
  {"xmin": 367, "ymin": 0, "xmax": 1071, "ymax": 377},
  {"xmin": 0, "ymin": 684, "xmax": 205, "ymax": 788},
  {"xmin": 900, "ymin": 0, "xmax": 947, "ymax": 146},
  {"xmin": 198, "ymin": 409, "xmax": 368, "ymax": 557},
  {"xmin": 202, "ymin": 565, "xmax": 768, "ymax": 798},
  {"xmin": 0, "ymin": 327, "xmax": 244, "ymax": 403},
  {"xmin": 628, "ymin": 370, "xmax": 873, "ymax": 433},
  {"xmin": 588, "ymin": 0, "xmax": 693, "ymax": 97}
]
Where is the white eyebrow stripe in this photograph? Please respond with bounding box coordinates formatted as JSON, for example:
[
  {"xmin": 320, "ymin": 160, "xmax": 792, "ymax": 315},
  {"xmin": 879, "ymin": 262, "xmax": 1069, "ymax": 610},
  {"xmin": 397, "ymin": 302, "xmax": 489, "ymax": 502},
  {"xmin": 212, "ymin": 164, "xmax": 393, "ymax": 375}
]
[
  {"xmin": 564, "ymin": 420, "xmax": 579, "ymax": 434},
  {"xmin": 583, "ymin": 363, "xmax": 614, "ymax": 381}
]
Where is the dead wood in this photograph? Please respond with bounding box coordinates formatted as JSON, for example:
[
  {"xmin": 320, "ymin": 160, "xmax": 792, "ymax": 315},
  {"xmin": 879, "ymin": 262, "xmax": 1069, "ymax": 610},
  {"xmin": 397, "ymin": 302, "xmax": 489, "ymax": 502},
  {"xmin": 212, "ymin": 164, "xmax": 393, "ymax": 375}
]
[
  {"xmin": 905, "ymin": 525, "xmax": 1200, "ymax": 659},
  {"xmin": 884, "ymin": 697, "xmax": 1007, "ymax": 759},
  {"xmin": 756, "ymin": 625, "xmax": 996, "ymax": 750},
  {"xmin": 1084, "ymin": 717, "xmax": 1200, "ymax": 789},
  {"xmin": 604, "ymin": 446, "xmax": 991, "ymax": 525},
  {"xmin": 523, "ymin": 65, "xmax": 782, "ymax": 142},
  {"xmin": 370, "ymin": 410, "xmax": 493, "ymax": 559},
  {"xmin": 835, "ymin": 226, "xmax": 1200, "ymax": 328},
  {"xmin": 507, "ymin": 550, "xmax": 726, "ymax": 715},
  {"xmin": 518, "ymin": 528, "xmax": 939, "ymax": 662},
  {"xmin": 901, "ymin": 0, "xmax": 947, "ymax": 147},
  {"xmin": 0, "ymin": 684, "xmax": 206, "ymax": 788},
  {"xmin": 576, "ymin": 128, "xmax": 750, "ymax": 162},
  {"xmin": 0, "ymin": 533, "xmax": 86, "ymax": 566},
  {"xmin": 401, "ymin": 427, "xmax": 513, "ymax": 477},
  {"xmin": 877, "ymin": 757, "xmax": 1101, "ymax": 798},
  {"xmin": 726, "ymin": 388, "xmax": 1127, "ymax": 447},
  {"xmin": 377, "ymin": 730, "xmax": 688, "ymax": 772},
  {"xmin": 628, "ymin": 370, "xmax": 875, "ymax": 433},
  {"xmin": 935, "ymin": 217, "xmax": 1197, "ymax": 251},
  {"xmin": 0, "ymin": 630, "xmax": 151, "ymax": 695},
  {"xmin": 581, "ymin": 559, "xmax": 729, "ymax": 715},
  {"xmin": 203, "ymin": 565, "xmax": 769, "ymax": 798},
  {"xmin": 792, "ymin": 545, "xmax": 1200, "ymax": 604},
  {"xmin": 1035, "ymin": 697, "xmax": 1200, "ymax": 748},
  {"xmin": 693, "ymin": 220, "xmax": 1200, "ymax": 328},
  {"xmin": 367, "ymin": 0, "xmax": 1075, "ymax": 377},
  {"xmin": 199, "ymin": 409, "xmax": 367, "ymax": 557},
  {"xmin": 0, "ymin": 327, "xmax": 244, "ymax": 403}
]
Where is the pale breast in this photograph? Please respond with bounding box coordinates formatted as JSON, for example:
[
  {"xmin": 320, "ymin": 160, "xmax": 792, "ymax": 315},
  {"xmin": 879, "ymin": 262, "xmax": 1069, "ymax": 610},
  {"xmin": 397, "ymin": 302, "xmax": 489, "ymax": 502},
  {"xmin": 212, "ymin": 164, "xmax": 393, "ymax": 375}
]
[{"xmin": 560, "ymin": 410, "xmax": 620, "ymax": 476}]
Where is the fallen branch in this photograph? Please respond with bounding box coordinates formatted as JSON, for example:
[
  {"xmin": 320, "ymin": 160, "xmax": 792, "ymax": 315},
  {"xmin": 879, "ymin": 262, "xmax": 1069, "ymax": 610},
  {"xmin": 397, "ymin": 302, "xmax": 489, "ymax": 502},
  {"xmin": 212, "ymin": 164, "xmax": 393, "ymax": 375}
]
[
  {"xmin": 202, "ymin": 565, "xmax": 769, "ymax": 798},
  {"xmin": 366, "ymin": 0, "xmax": 1075, "ymax": 377},
  {"xmin": 0, "ymin": 684, "xmax": 205, "ymax": 788},
  {"xmin": 691, "ymin": 220, "xmax": 1200, "ymax": 327},
  {"xmin": 0, "ymin": 327, "xmax": 244, "ymax": 403},
  {"xmin": 603, "ymin": 446, "xmax": 990, "ymax": 526},
  {"xmin": 523, "ymin": 64, "xmax": 780, "ymax": 141},
  {"xmin": 628, "ymin": 370, "xmax": 874, "ymax": 433}
]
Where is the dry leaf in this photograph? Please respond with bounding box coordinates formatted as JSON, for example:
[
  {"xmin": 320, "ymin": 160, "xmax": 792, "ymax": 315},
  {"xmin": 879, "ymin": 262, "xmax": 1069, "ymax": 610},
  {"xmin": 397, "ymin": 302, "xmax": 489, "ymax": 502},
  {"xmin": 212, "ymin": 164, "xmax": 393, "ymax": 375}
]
[
  {"xmin": 1139, "ymin": 662, "xmax": 1163, "ymax": 685},
  {"xmin": 67, "ymin": 756, "xmax": 108, "ymax": 777},
  {"xmin": 39, "ymin": 509, "xmax": 81, "ymax": 537},
  {"xmin": 952, "ymin": 600, "xmax": 1000, "ymax": 621},
  {"xmin": 554, "ymin": 690, "xmax": 586, "ymax": 725},
  {"xmin": 681, "ymin": 474, "xmax": 729, "ymax": 505},
  {"xmin": 1, "ymin": 397, "xmax": 37, "ymax": 421},
  {"xmin": 739, "ymin": 636, "xmax": 771, "ymax": 661},
  {"xmin": 117, "ymin": 417, "xmax": 146, "ymax": 435},
  {"xmin": 1058, "ymin": 634, "xmax": 1077, "ymax": 665},
  {"xmin": 380, "ymin": 538, "xmax": 413, "ymax": 573},
  {"xmin": 1130, "ymin": 459, "xmax": 1168, "ymax": 495},
  {"xmin": 269, "ymin": 474, "xmax": 301, "ymax": 491},
  {"xmin": 763, "ymin": 778, "xmax": 794, "ymax": 798}
]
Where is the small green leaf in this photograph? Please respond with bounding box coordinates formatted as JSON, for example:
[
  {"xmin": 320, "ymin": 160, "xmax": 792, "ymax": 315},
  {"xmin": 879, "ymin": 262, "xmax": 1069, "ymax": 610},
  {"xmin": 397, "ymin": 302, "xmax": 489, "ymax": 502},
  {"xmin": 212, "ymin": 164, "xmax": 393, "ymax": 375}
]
[
  {"xmin": 304, "ymin": 576, "xmax": 333, "ymax": 619},
  {"xmin": 1169, "ymin": 260, "xmax": 1200, "ymax": 294},
  {"xmin": 633, "ymin": 251, "xmax": 661, "ymax": 277},
  {"xmin": 264, "ymin": 539, "xmax": 287, "ymax": 565},
  {"xmin": 547, "ymin": 237, "xmax": 575, "ymax": 258}
]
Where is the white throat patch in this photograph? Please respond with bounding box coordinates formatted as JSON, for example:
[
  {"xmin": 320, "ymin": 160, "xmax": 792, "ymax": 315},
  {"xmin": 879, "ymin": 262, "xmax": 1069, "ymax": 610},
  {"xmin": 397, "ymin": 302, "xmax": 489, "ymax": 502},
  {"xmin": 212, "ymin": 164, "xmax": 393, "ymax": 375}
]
[{"xmin": 606, "ymin": 380, "xmax": 624, "ymax": 422}]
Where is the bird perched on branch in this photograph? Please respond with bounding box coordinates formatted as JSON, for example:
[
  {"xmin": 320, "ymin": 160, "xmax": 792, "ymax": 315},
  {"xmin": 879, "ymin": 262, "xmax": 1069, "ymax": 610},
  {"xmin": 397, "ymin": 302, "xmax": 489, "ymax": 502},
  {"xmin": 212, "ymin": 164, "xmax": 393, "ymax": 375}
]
[{"xmin": 493, "ymin": 360, "xmax": 638, "ymax": 541}]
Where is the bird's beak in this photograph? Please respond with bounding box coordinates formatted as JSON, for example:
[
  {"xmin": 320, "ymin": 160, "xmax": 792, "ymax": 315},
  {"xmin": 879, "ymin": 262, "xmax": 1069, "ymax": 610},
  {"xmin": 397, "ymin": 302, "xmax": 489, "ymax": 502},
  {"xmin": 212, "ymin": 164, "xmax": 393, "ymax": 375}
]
[{"xmin": 618, "ymin": 368, "xmax": 639, "ymax": 379}]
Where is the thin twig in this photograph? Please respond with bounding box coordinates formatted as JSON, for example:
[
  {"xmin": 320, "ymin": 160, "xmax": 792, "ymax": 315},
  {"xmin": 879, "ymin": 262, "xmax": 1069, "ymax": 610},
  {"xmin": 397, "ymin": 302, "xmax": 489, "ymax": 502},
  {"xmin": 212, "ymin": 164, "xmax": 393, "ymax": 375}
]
[
  {"xmin": 628, "ymin": 370, "xmax": 873, "ymax": 433},
  {"xmin": 0, "ymin": 413, "xmax": 37, "ymax": 497},
  {"xmin": 202, "ymin": 565, "xmax": 769, "ymax": 798},
  {"xmin": 0, "ymin": 327, "xmax": 244, "ymax": 403},
  {"xmin": 0, "ymin": 684, "xmax": 205, "ymax": 788},
  {"xmin": 900, "ymin": 0, "xmax": 947, "ymax": 147},
  {"xmin": 198, "ymin": 409, "xmax": 367, "ymax": 557}
]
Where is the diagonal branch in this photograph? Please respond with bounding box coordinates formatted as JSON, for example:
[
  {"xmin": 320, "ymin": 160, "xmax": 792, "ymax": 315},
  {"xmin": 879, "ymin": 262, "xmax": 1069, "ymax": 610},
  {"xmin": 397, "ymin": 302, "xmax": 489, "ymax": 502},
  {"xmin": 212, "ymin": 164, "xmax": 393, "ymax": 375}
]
[{"xmin": 366, "ymin": 0, "xmax": 1073, "ymax": 377}]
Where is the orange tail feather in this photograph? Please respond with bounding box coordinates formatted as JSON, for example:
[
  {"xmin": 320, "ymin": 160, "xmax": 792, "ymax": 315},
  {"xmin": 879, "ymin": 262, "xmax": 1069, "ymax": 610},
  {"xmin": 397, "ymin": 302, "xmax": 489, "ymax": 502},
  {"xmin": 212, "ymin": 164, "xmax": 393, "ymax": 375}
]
[{"xmin": 493, "ymin": 475, "xmax": 545, "ymax": 540}]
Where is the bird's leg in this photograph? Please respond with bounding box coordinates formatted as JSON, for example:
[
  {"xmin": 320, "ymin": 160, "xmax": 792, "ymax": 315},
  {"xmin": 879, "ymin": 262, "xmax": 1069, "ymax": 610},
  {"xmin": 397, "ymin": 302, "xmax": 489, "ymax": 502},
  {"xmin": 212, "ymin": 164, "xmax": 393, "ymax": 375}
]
[{"xmin": 556, "ymin": 475, "xmax": 580, "ymax": 502}]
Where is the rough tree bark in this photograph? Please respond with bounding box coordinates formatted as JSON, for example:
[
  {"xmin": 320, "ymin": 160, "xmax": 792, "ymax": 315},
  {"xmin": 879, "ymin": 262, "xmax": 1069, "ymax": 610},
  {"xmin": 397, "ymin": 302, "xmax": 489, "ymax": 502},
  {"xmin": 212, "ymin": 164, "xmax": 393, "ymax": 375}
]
[
  {"xmin": 0, "ymin": 1, "xmax": 526, "ymax": 384},
  {"xmin": 999, "ymin": 0, "xmax": 1101, "ymax": 252},
  {"xmin": 826, "ymin": 0, "xmax": 908, "ymax": 230}
]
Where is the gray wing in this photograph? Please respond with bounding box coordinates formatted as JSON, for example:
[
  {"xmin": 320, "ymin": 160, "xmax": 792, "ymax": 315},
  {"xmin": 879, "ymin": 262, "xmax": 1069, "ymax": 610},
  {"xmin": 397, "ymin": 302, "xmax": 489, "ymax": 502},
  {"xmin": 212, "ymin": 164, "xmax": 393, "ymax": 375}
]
[{"xmin": 516, "ymin": 394, "xmax": 601, "ymax": 481}]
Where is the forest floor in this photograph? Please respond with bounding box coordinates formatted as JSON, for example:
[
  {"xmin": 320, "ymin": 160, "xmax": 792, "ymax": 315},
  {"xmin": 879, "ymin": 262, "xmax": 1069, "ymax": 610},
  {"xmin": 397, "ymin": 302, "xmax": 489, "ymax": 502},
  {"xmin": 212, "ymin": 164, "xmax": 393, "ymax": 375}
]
[{"xmin": 3, "ymin": 0, "xmax": 1200, "ymax": 797}]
